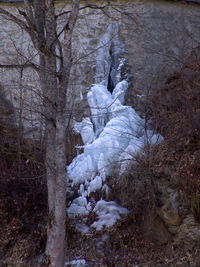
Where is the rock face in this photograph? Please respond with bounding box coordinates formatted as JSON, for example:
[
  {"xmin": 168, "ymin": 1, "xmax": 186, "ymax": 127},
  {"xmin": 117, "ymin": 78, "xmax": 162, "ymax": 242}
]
[
  {"xmin": 0, "ymin": 0, "xmax": 200, "ymax": 134},
  {"xmin": 140, "ymin": 210, "xmax": 172, "ymax": 245},
  {"xmin": 157, "ymin": 182, "xmax": 182, "ymax": 231},
  {"xmin": 173, "ymin": 214, "xmax": 200, "ymax": 251},
  {"xmin": 0, "ymin": 83, "xmax": 15, "ymax": 129},
  {"xmin": 70, "ymin": 0, "xmax": 200, "ymax": 112}
]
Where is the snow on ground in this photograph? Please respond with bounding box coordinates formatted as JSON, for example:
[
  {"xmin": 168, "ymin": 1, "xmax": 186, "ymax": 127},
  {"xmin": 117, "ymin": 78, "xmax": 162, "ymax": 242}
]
[
  {"xmin": 65, "ymin": 259, "xmax": 87, "ymax": 266},
  {"xmin": 91, "ymin": 200, "xmax": 129, "ymax": 231},
  {"xmin": 67, "ymin": 196, "xmax": 91, "ymax": 217}
]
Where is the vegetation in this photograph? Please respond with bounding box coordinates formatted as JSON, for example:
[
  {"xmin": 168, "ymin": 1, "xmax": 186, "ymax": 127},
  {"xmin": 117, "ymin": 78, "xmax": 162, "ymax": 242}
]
[{"xmin": 0, "ymin": 1, "xmax": 200, "ymax": 266}]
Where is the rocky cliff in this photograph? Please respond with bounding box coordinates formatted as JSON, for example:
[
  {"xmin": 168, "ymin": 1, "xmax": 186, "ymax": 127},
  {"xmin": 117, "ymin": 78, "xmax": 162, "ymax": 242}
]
[{"xmin": 0, "ymin": 0, "xmax": 200, "ymax": 133}]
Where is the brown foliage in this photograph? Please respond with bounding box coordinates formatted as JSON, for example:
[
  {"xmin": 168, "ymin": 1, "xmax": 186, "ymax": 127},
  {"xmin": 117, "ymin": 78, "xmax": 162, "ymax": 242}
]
[
  {"xmin": 0, "ymin": 125, "xmax": 47, "ymax": 266},
  {"xmin": 151, "ymin": 47, "xmax": 200, "ymax": 146},
  {"xmin": 150, "ymin": 46, "xmax": 200, "ymax": 221}
]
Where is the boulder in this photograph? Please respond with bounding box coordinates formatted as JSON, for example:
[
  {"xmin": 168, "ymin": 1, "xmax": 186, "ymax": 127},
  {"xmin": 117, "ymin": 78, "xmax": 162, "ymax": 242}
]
[{"xmin": 173, "ymin": 214, "xmax": 200, "ymax": 251}]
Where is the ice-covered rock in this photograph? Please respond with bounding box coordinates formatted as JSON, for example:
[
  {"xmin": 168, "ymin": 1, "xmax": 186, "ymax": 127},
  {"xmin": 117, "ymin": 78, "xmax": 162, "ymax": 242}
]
[
  {"xmin": 87, "ymin": 83, "xmax": 111, "ymax": 137},
  {"xmin": 74, "ymin": 223, "xmax": 90, "ymax": 234},
  {"xmin": 91, "ymin": 200, "xmax": 129, "ymax": 231},
  {"xmin": 95, "ymin": 22, "xmax": 123, "ymax": 88},
  {"xmin": 112, "ymin": 80, "xmax": 128, "ymax": 104},
  {"xmin": 88, "ymin": 176, "xmax": 102, "ymax": 195},
  {"xmin": 73, "ymin": 118, "xmax": 94, "ymax": 145},
  {"xmin": 65, "ymin": 259, "xmax": 87, "ymax": 267},
  {"xmin": 67, "ymin": 196, "xmax": 91, "ymax": 217}
]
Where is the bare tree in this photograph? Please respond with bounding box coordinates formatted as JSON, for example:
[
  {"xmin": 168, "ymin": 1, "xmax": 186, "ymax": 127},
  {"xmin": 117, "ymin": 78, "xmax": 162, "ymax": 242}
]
[
  {"xmin": 0, "ymin": 1, "xmax": 80, "ymax": 266},
  {"xmin": 0, "ymin": 1, "xmax": 135, "ymax": 265}
]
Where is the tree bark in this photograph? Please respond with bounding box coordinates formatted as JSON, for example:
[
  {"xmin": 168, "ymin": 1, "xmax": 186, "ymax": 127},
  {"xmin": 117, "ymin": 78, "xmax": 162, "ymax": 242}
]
[
  {"xmin": 42, "ymin": 1, "xmax": 80, "ymax": 266},
  {"xmin": 0, "ymin": 1, "xmax": 80, "ymax": 266}
]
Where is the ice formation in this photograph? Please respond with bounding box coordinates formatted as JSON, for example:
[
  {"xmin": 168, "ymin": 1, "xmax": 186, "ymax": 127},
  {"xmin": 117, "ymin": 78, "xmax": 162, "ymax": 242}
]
[
  {"xmin": 91, "ymin": 200, "xmax": 129, "ymax": 231},
  {"xmin": 67, "ymin": 196, "xmax": 91, "ymax": 217},
  {"xmin": 67, "ymin": 22, "xmax": 162, "ymax": 231},
  {"xmin": 65, "ymin": 259, "xmax": 87, "ymax": 267}
]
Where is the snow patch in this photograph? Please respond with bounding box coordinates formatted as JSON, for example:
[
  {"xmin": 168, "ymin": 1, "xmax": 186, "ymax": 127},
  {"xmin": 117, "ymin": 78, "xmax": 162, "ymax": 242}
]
[
  {"xmin": 74, "ymin": 223, "xmax": 90, "ymax": 234},
  {"xmin": 91, "ymin": 200, "xmax": 129, "ymax": 231},
  {"xmin": 67, "ymin": 197, "xmax": 91, "ymax": 217},
  {"xmin": 65, "ymin": 259, "xmax": 87, "ymax": 267}
]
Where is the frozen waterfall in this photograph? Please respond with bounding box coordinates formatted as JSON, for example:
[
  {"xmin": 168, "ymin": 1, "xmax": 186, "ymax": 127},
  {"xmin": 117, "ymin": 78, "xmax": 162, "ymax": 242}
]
[{"xmin": 67, "ymin": 23, "xmax": 162, "ymax": 232}]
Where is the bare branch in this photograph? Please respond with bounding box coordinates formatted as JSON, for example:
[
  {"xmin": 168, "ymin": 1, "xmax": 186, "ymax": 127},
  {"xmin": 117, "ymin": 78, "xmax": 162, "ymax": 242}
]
[
  {"xmin": 56, "ymin": 3, "xmax": 107, "ymax": 49},
  {"xmin": 24, "ymin": 0, "xmax": 35, "ymax": 25},
  {"xmin": 63, "ymin": 0, "xmax": 80, "ymax": 61},
  {"xmin": 56, "ymin": 4, "xmax": 107, "ymax": 18},
  {"xmin": 18, "ymin": 8, "xmax": 37, "ymax": 33},
  {"xmin": 0, "ymin": 7, "xmax": 30, "ymax": 33},
  {"xmin": 0, "ymin": 63, "xmax": 38, "ymax": 71}
]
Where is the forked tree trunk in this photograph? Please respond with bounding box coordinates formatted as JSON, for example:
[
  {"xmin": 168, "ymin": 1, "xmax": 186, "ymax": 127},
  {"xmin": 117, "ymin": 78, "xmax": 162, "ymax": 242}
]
[
  {"xmin": 24, "ymin": 0, "xmax": 80, "ymax": 266},
  {"xmin": 42, "ymin": 1, "xmax": 80, "ymax": 266},
  {"xmin": 0, "ymin": 1, "xmax": 80, "ymax": 266}
]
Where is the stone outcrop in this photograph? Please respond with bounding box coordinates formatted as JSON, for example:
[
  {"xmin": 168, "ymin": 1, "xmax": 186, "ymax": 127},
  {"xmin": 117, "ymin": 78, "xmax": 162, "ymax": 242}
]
[
  {"xmin": 0, "ymin": 83, "xmax": 15, "ymax": 129},
  {"xmin": 0, "ymin": 0, "xmax": 200, "ymax": 134},
  {"xmin": 173, "ymin": 214, "xmax": 200, "ymax": 251}
]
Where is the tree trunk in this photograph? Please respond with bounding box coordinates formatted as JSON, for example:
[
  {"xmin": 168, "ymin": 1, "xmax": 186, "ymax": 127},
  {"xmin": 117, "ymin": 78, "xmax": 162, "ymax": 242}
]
[
  {"xmin": 45, "ymin": 115, "xmax": 67, "ymax": 267},
  {"xmin": 43, "ymin": 1, "xmax": 80, "ymax": 266},
  {"xmin": 0, "ymin": 1, "xmax": 80, "ymax": 266}
]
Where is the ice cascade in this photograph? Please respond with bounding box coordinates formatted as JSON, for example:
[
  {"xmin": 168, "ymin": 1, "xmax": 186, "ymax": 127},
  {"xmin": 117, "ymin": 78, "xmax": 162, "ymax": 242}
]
[{"xmin": 67, "ymin": 23, "xmax": 162, "ymax": 231}]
